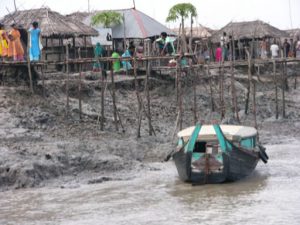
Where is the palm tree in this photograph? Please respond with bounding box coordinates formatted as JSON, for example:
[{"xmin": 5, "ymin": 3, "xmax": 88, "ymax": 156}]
[
  {"xmin": 91, "ymin": 11, "xmax": 122, "ymax": 28},
  {"xmin": 166, "ymin": 3, "xmax": 197, "ymax": 52}
]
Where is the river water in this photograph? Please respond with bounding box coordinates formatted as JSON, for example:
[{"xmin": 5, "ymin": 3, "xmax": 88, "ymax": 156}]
[{"xmin": 1, "ymin": 139, "xmax": 300, "ymax": 225}]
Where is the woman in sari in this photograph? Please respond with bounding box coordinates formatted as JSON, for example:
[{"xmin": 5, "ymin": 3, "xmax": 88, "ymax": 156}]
[
  {"xmin": 28, "ymin": 21, "xmax": 41, "ymax": 61},
  {"xmin": 0, "ymin": 23, "xmax": 9, "ymax": 61},
  {"xmin": 9, "ymin": 24, "xmax": 24, "ymax": 61}
]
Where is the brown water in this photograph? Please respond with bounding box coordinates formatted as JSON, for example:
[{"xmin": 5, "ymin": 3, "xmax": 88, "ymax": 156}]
[{"xmin": 1, "ymin": 139, "xmax": 300, "ymax": 225}]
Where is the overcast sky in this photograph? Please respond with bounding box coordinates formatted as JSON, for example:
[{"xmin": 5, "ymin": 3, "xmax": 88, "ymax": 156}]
[{"xmin": 1, "ymin": 0, "xmax": 299, "ymax": 30}]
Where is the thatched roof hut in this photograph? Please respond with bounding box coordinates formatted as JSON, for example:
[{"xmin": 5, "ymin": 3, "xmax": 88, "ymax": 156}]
[
  {"xmin": 0, "ymin": 8, "xmax": 98, "ymax": 38},
  {"xmin": 211, "ymin": 20, "xmax": 288, "ymax": 42},
  {"xmin": 171, "ymin": 24, "xmax": 214, "ymax": 38},
  {"xmin": 285, "ymin": 29, "xmax": 300, "ymax": 39}
]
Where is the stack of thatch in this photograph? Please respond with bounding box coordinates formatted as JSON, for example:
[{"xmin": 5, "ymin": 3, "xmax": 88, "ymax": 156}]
[
  {"xmin": 0, "ymin": 8, "xmax": 98, "ymax": 38},
  {"xmin": 211, "ymin": 20, "xmax": 288, "ymax": 42}
]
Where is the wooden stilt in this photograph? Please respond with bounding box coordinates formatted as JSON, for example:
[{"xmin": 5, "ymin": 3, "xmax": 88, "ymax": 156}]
[
  {"xmin": 178, "ymin": 62, "xmax": 183, "ymax": 130},
  {"xmin": 27, "ymin": 31, "xmax": 34, "ymax": 94},
  {"xmin": 207, "ymin": 65, "xmax": 215, "ymax": 112},
  {"xmin": 41, "ymin": 64, "xmax": 45, "ymax": 98},
  {"xmin": 66, "ymin": 44, "xmax": 70, "ymax": 115},
  {"xmin": 273, "ymin": 60, "xmax": 279, "ymax": 119},
  {"xmin": 281, "ymin": 62, "xmax": 286, "ymax": 118},
  {"xmin": 110, "ymin": 62, "xmax": 118, "ymax": 131},
  {"xmin": 100, "ymin": 67, "xmax": 105, "ymax": 131},
  {"xmin": 219, "ymin": 63, "xmax": 225, "ymax": 120},
  {"xmin": 145, "ymin": 59, "xmax": 153, "ymax": 135},
  {"xmin": 245, "ymin": 50, "xmax": 251, "ymax": 115},
  {"xmin": 251, "ymin": 72, "xmax": 257, "ymax": 129},
  {"xmin": 231, "ymin": 58, "xmax": 239, "ymax": 122},
  {"xmin": 193, "ymin": 68, "xmax": 197, "ymax": 124},
  {"xmin": 78, "ymin": 64, "xmax": 82, "ymax": 120},
  {"xmin": 134, "ymin": 57, "xmax": 142, "ymax": 138}
]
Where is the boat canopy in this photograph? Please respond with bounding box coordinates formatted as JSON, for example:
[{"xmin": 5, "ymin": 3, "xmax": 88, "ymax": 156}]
[{"xmin": 177, "ymin": 125, "xmax": 257, "ymax": 142}]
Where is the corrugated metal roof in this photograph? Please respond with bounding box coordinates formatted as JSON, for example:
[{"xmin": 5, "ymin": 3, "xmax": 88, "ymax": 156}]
[{"xmin": 68, "ymin": 8, "xmax": 176, "ymax": 39}]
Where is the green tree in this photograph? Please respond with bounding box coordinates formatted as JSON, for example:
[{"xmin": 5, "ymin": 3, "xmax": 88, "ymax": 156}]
[
  {"xmin": 166, "ymin": 3, "xmax": 197, "ymax": 52},
  {"xmin": 91, "ymin": 11, "xmax": 122, "ymax": 28}
]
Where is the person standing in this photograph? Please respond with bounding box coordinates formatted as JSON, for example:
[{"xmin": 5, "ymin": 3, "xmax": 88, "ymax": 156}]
[
  {"xmin": 295, "ymin": 36, "xmax": 300, "ymax": 59},
  {"xmin": 215, "ymin": 43, "xmax": 222, "ymax": 62},
  {"xmin": 93, "ymin": 42, "xmax": 103, "ymax": 72},
  {"xmin": 9, "ymin": 24, "xmax": 24, "ymax": 61},
  {"xmin": 0, "ymin": 23, "xmax": 9, "ymax": 61},
  {"xmin": 260, "ymin": 38, "xmax": 267, "ymax": 59},
  {"xmin": 270, "ymin": 40, "xmax": 279, "ymax": 59},
  {"xmin": 28, "ymin": 21, "xmax": 41, "ymax": 61},
  {"xmin": 220, "ymin": 32, "xmax": 228, "ymax": 61},
  {"xmin": 283, "ymin": 39, "xmax": 290, "ymax": 58}
]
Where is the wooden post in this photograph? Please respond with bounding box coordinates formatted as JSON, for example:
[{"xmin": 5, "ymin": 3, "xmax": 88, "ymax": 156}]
[
  {"xmin": 273, "ymin": 60, "xmax": 279, "ymax": 119},
  {"xmin": 219, "ymin": 63, "xmax": 225, "ymax": 120},
  {"xmin": 252, "ymin": 81, "xmax": 257, "ymax": 129},
  {"xmin": 41, "ymin": 64, "xmax": 45, "ymax": 98},
  {"xmin": 110, "ymin": 61, "xmax": 119, "ymax": 131},
  {"xmin": 245, "ymin": 50, "xmax": 251, "ymax": 115},
  {"xmin": 231, "ymin": 58, "xmax": 239, "ymax": 122},
  {"xmin": 207, "ymin": 65, "xmax": 215, "ymax": 112},
  {"xmin": 146, "ymin": 59, "xmax": 153, "ymax": 135},
  {"xmin": 27, "ymin": 31, "xmax": 34, "ymax": 94},
  {"xmin": 66, "ymin": 44, "xmax": 70, "ymax": 115},
  {"xmin": 193, "ymin": 68, "xmax": 197, "ymax": 124},
  {"xmin": 45, "ymin": 37, "xmax": 48, "ymax": 61},
  {"xmin": 78, "ymin": 64, "xmax": 82, "ymax": 121},
  {"xmin": 100, "ymin": 66, "xmax": 105, "ymax": 131},
  {"xmin": 84, "ymin": 36, "xmax": 87, "ymax": 58},
  {"xmin": 73, "ymin": 37, "xmax": 76, "ymax": 59},
  {"xmin": 178, "ymin": 61, "xmax": 183, "ymax": 130},
  {"xmin": 281, "ymin": 62, "xmax": 286, "ymax": 118},
  {"xmin": 134, "ymin": 57, "xmax": 142, "ymax": 138}
]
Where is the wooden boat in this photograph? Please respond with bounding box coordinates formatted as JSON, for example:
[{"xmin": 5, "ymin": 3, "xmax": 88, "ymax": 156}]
[{"xmin": 170, "ymin": 124, "xmax": 268, "ymax": 184}]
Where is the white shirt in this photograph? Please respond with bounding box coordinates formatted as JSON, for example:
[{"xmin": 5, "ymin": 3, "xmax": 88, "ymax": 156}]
[{"xmin": 270, "ymin": 44, "xmax": 279, "ymax": 58}]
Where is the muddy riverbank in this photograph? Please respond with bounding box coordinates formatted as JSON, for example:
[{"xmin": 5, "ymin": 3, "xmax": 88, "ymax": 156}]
[{"xmin": 0, "ymin": 68, "xmax": 300, "ymax": 191}]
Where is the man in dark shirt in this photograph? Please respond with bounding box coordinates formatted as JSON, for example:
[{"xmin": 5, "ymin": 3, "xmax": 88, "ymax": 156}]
[{"xmin": 283, "ymin": 39, "xmax": 290, "ymax": 58}]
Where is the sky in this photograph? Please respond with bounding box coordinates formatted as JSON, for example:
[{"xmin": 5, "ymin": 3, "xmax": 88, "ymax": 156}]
[{"xmin": 1, "ymin": 0, "xmax": 300, "ymax": 30}]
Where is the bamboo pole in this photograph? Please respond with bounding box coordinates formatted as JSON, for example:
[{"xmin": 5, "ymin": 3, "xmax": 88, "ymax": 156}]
[
  {"xmin": 178, "ymin": 61, "xmax": 183, "ymax": 130},
  {"xmin": 230, "ymin": 57, "xmax": 239, "ymax": 122},
  {"xmin": 193, "ymin": 68, "xmax": 197, "ymax": 124},
  {"xmin": 207, "ymin": 65, "xmax": 215, "ymax": 112},
  {"xmin": 110, "ymin": 62, "xmax": 118, "ymax": 131},
  {"xmin": 281, "ymin": 62, "xmax": 286, "ymax": 118},
  {"xmin": 134, "ymin": 57, "xmax": 142, "ymax": 138},
  {"xmin": 78, "ymin": 64, "xmax": 82, "ymax": 120},
  {"xmin": 245, "ymin": 49, "xmax": 251, "ymax": 115},
  {"xmin": 219, "ymin": 63, "xmax": 225, "ymax": 120},
  {"xmin": 66, "ymin": 44, "xmax": 70, "ymax": 115},
  {"xmin": 27, "ymin": 31, "xmax": 34, "ymax": 94},
  {"xmin": 252, "ymin": 81, "xmax": 257, "ymax": 129},
  {"xmin": 41, "ymin": 64, "xmax": 45, "ymax": 98},
  {"xmin": 145, "ymin": 59, "xmax": 153, "ymax": 135},
  {"xmin": 100, "ymin": 66, "xmax": 105, "ymax": 131},
  {"xmin": 273, "ymin": 60, "xmax": 279, "ymax": 119}
]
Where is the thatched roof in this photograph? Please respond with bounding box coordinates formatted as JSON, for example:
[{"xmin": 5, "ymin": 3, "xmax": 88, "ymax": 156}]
[
  {"xmin": 68, "ymin": 8, "xmax": 176, "ymax": 39},
  {"xmin": 171, "ymin": 24, "xmax": 214, "ymax": 38},
  {"xmin": 285, "ymin": 29, "xmax": 300, "ymax": 39},
  {"xmin": 0, "ymin": 8, "xmax": 98, "ymax": 38},
  {"xmin": 211, "ymin": 20, "xmax": 288, "ymax": 42}
]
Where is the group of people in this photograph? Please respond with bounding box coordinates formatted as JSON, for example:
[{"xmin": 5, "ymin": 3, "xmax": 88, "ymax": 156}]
[
  {"xmin": 214, "ymin": 32, "xmax": 300, "ymax": 62},
  {"xmin": 0, "ymin": 22, "xmax": 42, "ymax": 62}
]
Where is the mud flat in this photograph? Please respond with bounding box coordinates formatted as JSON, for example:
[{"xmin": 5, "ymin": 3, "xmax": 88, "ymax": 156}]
[{"xmin": 0, "ymin": 68, "xmax": 300, "ymax": 191}]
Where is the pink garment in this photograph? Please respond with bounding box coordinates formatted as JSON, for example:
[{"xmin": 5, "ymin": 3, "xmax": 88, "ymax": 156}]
[{"xmin": 215, "ymin": 47, "xmax": 222, "ymax": 62}]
